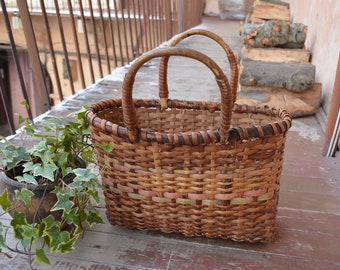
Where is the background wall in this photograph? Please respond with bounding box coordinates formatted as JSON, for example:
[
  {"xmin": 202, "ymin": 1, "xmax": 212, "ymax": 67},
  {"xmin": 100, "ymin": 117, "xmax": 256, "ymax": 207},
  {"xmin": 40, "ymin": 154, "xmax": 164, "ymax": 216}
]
[{"xmin": 286, "ymin": 0, "xmax": 340, "ymax": 116}]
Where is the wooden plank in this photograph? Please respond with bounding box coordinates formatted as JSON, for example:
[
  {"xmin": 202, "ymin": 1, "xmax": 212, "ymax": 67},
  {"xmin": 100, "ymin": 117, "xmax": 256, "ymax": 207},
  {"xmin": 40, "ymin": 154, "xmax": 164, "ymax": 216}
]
[
  {"xmin": 242, "ymin": 46, "xmax": 311, "ymax": 64},
  {"xmin": 280, "ymin": 175, "xmax": 340, "ymax": 198},
  {"xmin": 11, "ymin": 216, "xmax": 340, "ymax": 270},
  {"xmin": 237, "ymin": 83, "xmax": 322, "ymax": 117},
  {"xmin": 279, "ymin": 190, "xmax": 340, "ymax": 214},
  {"xmin": 4, "ymin": 227, "xmax": 340, "ymax": 270},
  {"xmin": 251, "ymin": 0, "xmax": 290, "ymax": 22},
  {"xmin": 239, "ymin": 59, "xmax": 315, "ymax": 91}
]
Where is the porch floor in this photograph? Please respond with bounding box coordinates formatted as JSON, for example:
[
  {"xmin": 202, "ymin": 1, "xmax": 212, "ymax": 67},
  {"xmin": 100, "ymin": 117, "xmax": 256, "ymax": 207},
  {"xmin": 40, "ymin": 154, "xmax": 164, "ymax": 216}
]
[{"xmin": 1, "ymin": 16, "xmax": 340, "ymax": 269}]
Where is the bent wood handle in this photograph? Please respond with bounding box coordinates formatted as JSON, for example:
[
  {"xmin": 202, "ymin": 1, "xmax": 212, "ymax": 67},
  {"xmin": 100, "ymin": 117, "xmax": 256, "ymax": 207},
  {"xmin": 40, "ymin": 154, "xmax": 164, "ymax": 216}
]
[
  {"xmin": 159, "ymin": 29, "xmax": 239, "ymax": 107},
  {"xmin": 121, "ymin": 47, "xmax": 233, "ymax": 143}
]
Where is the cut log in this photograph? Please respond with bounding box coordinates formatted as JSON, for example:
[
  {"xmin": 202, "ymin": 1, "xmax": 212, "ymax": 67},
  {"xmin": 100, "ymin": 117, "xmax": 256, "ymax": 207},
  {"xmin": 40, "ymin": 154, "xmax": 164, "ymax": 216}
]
[
  {"xmin": 236, "ymin": 83, "xmax": 322, "ymax": 118},
  {"xmin": 251, "ymin": 0, "xmax": 290, "ymax": 22},
  {"xmin": 242, "ymin": 46, "xmax": 311, "ymax": 64},
  {"xmin": 241, "ymin": 21, "xmax": 307, "ymax": 48},
  {"xmin": 239, "ymin": 59, "xmax": 315, "ymax": 92}
]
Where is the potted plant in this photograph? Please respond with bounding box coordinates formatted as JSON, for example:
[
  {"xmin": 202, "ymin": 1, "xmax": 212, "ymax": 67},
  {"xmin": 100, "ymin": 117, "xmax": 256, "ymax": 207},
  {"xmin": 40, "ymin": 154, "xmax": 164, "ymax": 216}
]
[{"xmin": 0, "ymin": 102, "xmax": 109, "ymax": 267}]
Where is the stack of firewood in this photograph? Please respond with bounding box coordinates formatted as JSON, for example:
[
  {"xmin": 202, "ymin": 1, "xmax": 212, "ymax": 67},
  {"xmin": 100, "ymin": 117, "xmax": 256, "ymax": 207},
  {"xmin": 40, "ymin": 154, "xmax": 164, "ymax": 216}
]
[{"xmin": 237, "ymin": 0, "xmax": 321, "ymax": 117}]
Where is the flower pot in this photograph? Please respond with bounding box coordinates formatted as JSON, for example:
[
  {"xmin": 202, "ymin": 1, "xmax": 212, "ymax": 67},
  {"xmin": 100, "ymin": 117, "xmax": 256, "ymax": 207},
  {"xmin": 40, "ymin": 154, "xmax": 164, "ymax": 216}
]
[{"xmin": 0, "ymin": 172, "xmax": 62, "ymax": 223}]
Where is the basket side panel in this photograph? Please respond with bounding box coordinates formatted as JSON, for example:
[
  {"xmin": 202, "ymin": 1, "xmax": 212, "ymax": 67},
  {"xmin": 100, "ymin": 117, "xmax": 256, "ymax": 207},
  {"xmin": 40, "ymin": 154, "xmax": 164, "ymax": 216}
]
[{"xmin": 90, "ymin": 121, "xmax": 287, "ymax": 243}]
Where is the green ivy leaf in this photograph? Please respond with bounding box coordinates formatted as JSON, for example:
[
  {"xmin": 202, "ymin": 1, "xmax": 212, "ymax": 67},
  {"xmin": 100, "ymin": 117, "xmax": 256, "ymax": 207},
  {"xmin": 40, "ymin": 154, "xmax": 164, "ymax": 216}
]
[
  {"xmin": 41, "ymin": 150, "xmax": 54, "ymax": 164},
  {"xmin": 34, "ymin": 164, "xmax": 58, "ymax": 182},
  {"xmin": 79, "ymin": 147, "xmax": 93, "ymax": 164},
  {"xmin": 20, "ymin": 99, "xmax": 29, "ymax": 108},
  {"xmin": 21, "ymin": 224, "xmax": 39, "ymax": 242},
  {"xmin": 30, "ymin": 141, "xmax": 53, "ymax": 164},
  {"xmin": 51, "ymin": 185, "xmax": 73, "ymax": 198},
  {"xmin": 24, "ymin": 123, "xmax": 36, "ymax": 135},
  {"xmin": 38, "ymin": 215, "xmax": 54, "ymax": 236},
  {"xmin": 38, "ymin": 216, "xmax": 56, "ymax": 236},
  {"xmin": 57, "ymin": 152, "xmax": 68, "ymax": 167},
  {"xmin": 59, "ymin": 136, "xmax": 71, "ymax": 154},
  {"xmin": 86, "ymin": 188, "xmax": 100, "ymax": 203},
  {"xmin": 11, "ymin": 212, "xmax": 28, "ymax": 226},
  {"xmin": 34, "ymin": 248, "xmax": 50, "ymax": 265},
  {"xmin": 51, "ymin": 193, "xmax": 74, "ymax": 213},
  {"xmin": 79, "ymin": 208, "xmax": 87, "ymax": 223},
  {"xmin": 41, "ymin": 219, "xmax": 77, "ymax": 254},
  {"xmin": 10, "ymin": 212, "xmax": 27, "ymax": 229},
  {"xmin": 10, "ymin": 212, "xmax": 29, "ymax": 246},
  {"xmin": 0, "ymin": 190, "xmax": 12, "ymax": 211},
  {"xmin": 16, "ymin": 173, "xmax": 38, "ymax": 185},
  {"xmin": 22, "ymin": 161, "xmax": 39, "ymax": 172},
  {"xmin": 67, "ymin": 181, "xmax": 82, "ymax": 190},
  {"xmin": 87, "ymin": 210, "xmax": 105, "ymax": 226},
  {"xmin": 96, "ymin": 143, "xmax": 114, "ymax": 152},
  {"xmin": 75, "ymin": 106, "xmax": 87, "ymax": 120},
  {"xmin": 21, "ymin": 161, "xmax": 58, "ymax": 182},
  {"xmin": 62, "ymin": 207, "xmax": 78, "ymax": 224},
  {"xmin": 39, "ymin": 216, "xmax": 61, "ymax": 250},
  {"xmin": 15, "ymin": 188, "xmax": 34, "ymax": 208},
  {"xmin": 30, "ymin": 140, "xmax": 48, "ymax": 154},
  {"xmin": 18, "ymin": 114, "xmax": 26, "ymax": 125},
  {"xmin": 67, "ymin": 168, "xmax": 96, "ymax": 190},
  {"xmin": 44, "ymin": 136, "xmax": 58, "ymax": 147},
  {"xmin": 1, "ymin": 145, "xmax": 30, "ymax": 170},
  {"xmin": 54, "ymin": 231, "xmax": 78, "ymax": 254}
]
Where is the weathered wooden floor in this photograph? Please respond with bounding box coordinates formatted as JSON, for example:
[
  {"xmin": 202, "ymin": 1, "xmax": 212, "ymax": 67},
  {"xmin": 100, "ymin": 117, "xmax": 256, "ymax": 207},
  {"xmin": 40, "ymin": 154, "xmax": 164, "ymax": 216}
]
[{"xmin": 1, "ymin": 16, "xmax": 339, "ymax": 269}]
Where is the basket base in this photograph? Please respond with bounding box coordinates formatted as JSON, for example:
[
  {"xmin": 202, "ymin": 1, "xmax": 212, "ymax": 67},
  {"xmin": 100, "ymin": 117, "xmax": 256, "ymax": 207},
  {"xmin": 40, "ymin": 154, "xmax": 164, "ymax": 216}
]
[{"xmin": 104, "ymin": 189, "xmax": 277, "ymax": 243}]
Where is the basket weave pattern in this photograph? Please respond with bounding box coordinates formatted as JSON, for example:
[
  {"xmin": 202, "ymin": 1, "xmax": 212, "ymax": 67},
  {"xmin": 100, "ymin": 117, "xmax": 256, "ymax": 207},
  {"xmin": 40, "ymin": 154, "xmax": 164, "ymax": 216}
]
[
  {"xmin": 86, "ymin": 31, "xmax": 292, "ymax": 242},
  {"xmin": 89, "ymin": 103, "xmax": 289, "ymax": 242}
]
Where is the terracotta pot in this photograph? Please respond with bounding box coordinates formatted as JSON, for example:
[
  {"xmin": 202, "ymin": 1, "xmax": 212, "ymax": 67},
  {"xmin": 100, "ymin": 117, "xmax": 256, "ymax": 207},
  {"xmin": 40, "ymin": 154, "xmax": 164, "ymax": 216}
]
[{"xmin": 0, "ymin": 172, "xmax": 63, "ymax": 224}]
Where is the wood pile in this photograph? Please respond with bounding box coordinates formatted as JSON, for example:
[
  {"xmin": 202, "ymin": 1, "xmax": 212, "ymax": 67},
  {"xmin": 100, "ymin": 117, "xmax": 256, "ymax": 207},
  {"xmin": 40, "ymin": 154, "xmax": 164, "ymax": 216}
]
[
  {"xmin": 237, "ymin": 0, "xmax": 321, "ymax": 117},
  {"xmin": 245, "ymin": 0, "xmax": 290, "ymax": 24}
]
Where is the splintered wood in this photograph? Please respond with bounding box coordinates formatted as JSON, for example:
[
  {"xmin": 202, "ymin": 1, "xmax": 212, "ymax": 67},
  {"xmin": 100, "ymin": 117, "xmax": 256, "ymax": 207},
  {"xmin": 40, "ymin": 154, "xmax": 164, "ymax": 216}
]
[
  {"xmin": 242, "ymin": 47, "xmax": 311, "ymax": 64},
  {"xmin": 237, "ymin": 83, "xmax": 322, "ymax": 118},
  {"xmin": 249, "ymin": 0, "xmax": 290, "ymax": 23}
]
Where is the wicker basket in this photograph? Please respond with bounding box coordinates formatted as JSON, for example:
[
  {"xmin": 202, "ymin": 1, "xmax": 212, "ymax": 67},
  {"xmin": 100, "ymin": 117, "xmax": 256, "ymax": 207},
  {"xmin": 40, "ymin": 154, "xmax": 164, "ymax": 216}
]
[{"xmin": 86, "ymin": 44, "xmax": 292, "ymax": 243}]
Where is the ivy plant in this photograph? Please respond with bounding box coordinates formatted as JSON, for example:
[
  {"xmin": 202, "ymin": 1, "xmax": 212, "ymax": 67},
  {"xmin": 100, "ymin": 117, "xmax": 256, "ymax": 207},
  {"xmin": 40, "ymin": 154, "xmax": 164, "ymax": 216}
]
[{"xmin": 0, "ymin": 103, "xmax": 111, "ymax": 267}]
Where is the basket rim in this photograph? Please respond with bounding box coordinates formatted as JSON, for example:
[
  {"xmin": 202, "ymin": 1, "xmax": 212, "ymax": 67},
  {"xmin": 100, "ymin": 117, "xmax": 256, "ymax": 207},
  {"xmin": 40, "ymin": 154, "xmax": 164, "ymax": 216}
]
[{"xmin": 86, "ymin": 99, "xmax": 292, "ymax": 146}]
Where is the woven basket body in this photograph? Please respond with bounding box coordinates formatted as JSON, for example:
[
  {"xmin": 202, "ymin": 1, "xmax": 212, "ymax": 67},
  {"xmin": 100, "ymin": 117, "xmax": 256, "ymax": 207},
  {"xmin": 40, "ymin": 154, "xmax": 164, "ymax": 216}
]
[{"xmin": 86, "ymin": 40, "xmax": 292, "ymax": 243}]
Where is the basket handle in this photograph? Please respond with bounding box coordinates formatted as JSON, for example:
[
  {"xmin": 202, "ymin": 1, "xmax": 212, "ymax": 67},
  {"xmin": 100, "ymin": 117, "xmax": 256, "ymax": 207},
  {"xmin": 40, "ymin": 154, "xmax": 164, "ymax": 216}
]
[
  {"xmin": 121, "ymin": 47, "xmax": 233, "ymax": 143},
  {"xmin": 159, "ymin": 29, "xmax": 238, "ymax": 109}
]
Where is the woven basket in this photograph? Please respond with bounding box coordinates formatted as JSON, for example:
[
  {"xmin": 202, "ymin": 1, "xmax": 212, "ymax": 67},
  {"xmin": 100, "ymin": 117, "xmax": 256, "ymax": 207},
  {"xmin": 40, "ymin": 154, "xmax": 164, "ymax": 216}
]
[{"xmin": 86, "ymin": 45, "xmax": 292, "ymax": 243}]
